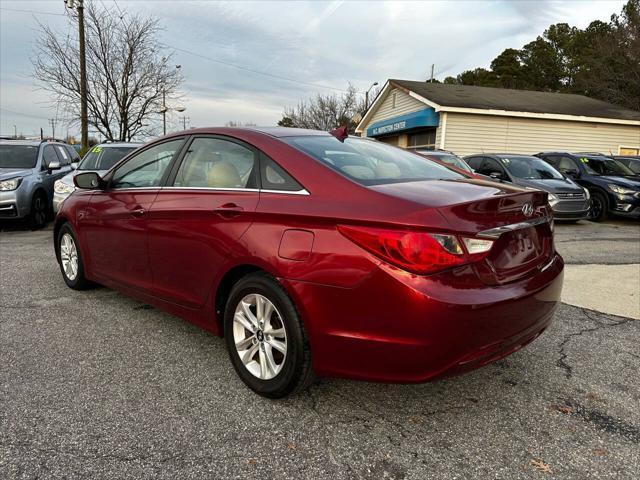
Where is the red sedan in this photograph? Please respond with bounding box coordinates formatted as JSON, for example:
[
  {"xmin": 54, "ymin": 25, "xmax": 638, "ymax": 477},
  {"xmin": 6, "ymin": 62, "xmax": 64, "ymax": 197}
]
[{"xmin": 55, "ymin": 127, "xmax": 563, "ymax": 398}]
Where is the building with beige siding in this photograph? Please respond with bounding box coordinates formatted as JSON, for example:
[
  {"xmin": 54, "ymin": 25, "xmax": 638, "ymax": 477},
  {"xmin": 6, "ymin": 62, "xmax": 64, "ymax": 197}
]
[{"xmin": 356, "ymin": 80, "xmax": 640, "ymax": 157}]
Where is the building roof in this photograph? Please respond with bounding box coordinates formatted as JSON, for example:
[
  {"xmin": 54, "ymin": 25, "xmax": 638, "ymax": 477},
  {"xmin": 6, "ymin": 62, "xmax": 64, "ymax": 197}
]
[{"xmin": 389, "ymin": 80, "xmax": 640, "ymax": 121}]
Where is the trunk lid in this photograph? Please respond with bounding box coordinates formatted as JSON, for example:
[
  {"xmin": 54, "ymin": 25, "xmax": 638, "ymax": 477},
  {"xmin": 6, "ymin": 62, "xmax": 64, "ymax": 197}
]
[{"xmin": 370, "ymin": 178, "xmax": 554, "ymax": 285}]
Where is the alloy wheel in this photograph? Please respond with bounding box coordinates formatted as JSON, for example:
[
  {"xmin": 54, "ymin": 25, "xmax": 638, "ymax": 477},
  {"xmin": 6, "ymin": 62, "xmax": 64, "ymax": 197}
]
[
  {"xmin": 33, "ymin": 195, "xmax": 47, "ymax": 227},
  {"xmin": 60, "ymin": 233, "xmax": 79, "ymax": 281},
  {"xmin": 232, "ymin": 293, "xmax": 287, "ymax": 380}
]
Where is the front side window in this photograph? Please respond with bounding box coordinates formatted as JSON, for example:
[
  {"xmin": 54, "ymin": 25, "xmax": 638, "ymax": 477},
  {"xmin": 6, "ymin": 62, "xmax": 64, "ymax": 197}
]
[
  {"xmin": 174, "ymin": 137, "xmax": 257, "ymax": 189},
  {"xmin": 0, "ymin": 145, "xmax": 39, "ymax": 169},
  {"xmin": 284, "ymin": 136, "xmax": 461, "ymax": 186},
  {"xmin": 54, "ymin": 145, "xmax": 71, "ymax": 165},
  {"xmin": 465, "ymin": 156, "xmax": 484, "ymax": 171},
  {"xmin": 580, "ymin": 157, "xmax": 634, "ymax": 176},
  {"xmin": 479, "ymin": 158, "xmax": 507, "ymax": 178},
  {"xmin": 43, "ymin": 145, "xmax": 59, "ymax": 167},
  {"xmin": 111, "ymin": 139, "xmax": 183, "ymax": 189},
  {"xmin": 80, "ymin": 146, "xmax": 138, "ymax": 171},
  {"xmin": 499, "ymin": 156, "xmax": 563, "ymax": 180}
]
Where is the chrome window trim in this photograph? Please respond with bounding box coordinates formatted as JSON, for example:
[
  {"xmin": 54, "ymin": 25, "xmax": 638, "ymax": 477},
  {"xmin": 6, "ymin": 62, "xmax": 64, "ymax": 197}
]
[
  {"xmin": 160, "ymin": 186, "xmax": 310, "ymax": 195},
  {"xmin": 476, "ymin": 216, "xmax": 549, "ymax": 239}
]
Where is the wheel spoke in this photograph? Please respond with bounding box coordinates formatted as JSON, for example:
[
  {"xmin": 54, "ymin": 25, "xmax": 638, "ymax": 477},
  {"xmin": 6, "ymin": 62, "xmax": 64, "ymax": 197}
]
[
  {"xmin": 235, "ymin": 335, "xmax": 255, "ymax": 351},
  {"xmin": 267, "ymin": 338, "xmax": 286, "ymax": 354},
  {"xmin": 255, "ymin": 294, "xmax": 264, "ymax": 323},
  {"xmin": 241, "ymin": 343, "xmax": 259, "ymax": 365},
  {"xmin": 241, "ymin": 301, "xmax": 258, "ymax": 328},
  {"xmin": 234, "ymin": 312, "xmax": 255, "ymax": 333},
  {"xmin": 264, "ymin": 327, "xmax": 285, "ymax": 337},
  {"xmin": 259, "ymin": 347, "xmax": 268, "ymax": 378},
  {"xmin": 264, "ymin": 343, "xmax": 279, "ymax": 375}
]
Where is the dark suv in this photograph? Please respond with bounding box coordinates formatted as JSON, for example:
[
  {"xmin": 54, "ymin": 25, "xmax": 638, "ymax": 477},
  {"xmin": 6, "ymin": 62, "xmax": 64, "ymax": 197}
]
[
  {"xmin": 464, "ymin": 153, "xmax": 590, "ymax": 221},
  {"xmin": 536, "ymin": 152, "xmax": 640, "ymax": 221}
]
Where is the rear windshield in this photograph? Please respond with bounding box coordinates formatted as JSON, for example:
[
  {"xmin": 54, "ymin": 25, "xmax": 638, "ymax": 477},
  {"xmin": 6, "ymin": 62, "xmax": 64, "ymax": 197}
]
[
  {"xmin": 284, "ymin": 136, "xmax": 462, "ymax": 185},
  {"xmin": 0, "ymin": 145, "xmax": 39, "ymax": 169},
  {"xmin": 500, "ymin": 156, "xmax": 563, "ymax": 180},
  {"xmin": 580, "ymin": 157, "xmax": 635, "ymax": 176},
  {"xmin": 79, "ymin": 146, "xmax": 138, "ymax": 171}
]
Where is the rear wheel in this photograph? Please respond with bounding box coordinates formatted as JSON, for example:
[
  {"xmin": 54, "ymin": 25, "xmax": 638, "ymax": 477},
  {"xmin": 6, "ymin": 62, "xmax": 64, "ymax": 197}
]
[
  {"xmin": 224, "ymin": 273, "xmax": 314, "ymax": 398},
  {"xmin": 27, "ymin": 191, "xmax": 48, "ymax": 230},
  {"xmin": 57, "ymin": 223, "xmax": 91, "ymax": 290},
  {"xmin": 589, "ymin": 191, "xmax": 608, "ymax": 222}
]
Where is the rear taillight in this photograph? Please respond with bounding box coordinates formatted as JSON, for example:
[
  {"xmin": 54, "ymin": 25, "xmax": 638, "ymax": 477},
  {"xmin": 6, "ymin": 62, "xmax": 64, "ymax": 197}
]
[{"xmin": 338, "ymin": 225, "xmax": 494, "ymax": 275}]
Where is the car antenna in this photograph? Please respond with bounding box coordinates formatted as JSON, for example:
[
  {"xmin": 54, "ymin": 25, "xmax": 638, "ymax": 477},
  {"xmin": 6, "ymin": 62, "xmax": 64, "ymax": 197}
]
[{"xmin": 329, "ymin": 125, "xmax": 349, "ymax": 143}]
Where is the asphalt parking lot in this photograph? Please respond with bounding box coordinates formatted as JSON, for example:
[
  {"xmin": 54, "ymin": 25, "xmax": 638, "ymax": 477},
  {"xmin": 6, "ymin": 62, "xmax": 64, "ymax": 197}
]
[{"xmin": 1, "ymin": 220, "xmax": 638, "ymax": 479}]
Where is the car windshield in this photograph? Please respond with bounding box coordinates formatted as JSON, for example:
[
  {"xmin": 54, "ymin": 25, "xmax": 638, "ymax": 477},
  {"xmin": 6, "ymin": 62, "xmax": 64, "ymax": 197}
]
[
  {"xmin": 500, "ymin": 156, "xmax": 563, "ymax": 180},
  {"xmin": 284, "ymin": 136, "xmax": 463, "ymax": 185},
  {"xmin": 0, "ymin": 144, "xmax": 39, "ymax": 169},
  {"xmin": 432, "ymin": 153, "xmax": 473, "ymax": 173},
  {"xmin": 581, "ymin": 157, "xmax": 635, "ymax": 176},
  {"xmin": 79, "ymin": 146, "xmax": 138, "ymax": 170},
  {"xmin": 619, "ymin": 158, "xmax": 640, "ymax": 174}
]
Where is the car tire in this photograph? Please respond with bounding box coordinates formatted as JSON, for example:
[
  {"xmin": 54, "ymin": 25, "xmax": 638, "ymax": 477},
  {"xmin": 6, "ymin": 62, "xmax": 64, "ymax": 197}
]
[
  {"xmin": 224, "ymin": 272, "xmax": 314, "ymax": 398},
  {"xmin": 589, "ymin": 191, "xmax": 608, "ymax": 222},
  {"xmin": 27, "ymin": 191, "xmax": 48, "ymax": 230},
  {"xmin": 57, "ymin": 223, "xmax": 92, "ymax": 290}
]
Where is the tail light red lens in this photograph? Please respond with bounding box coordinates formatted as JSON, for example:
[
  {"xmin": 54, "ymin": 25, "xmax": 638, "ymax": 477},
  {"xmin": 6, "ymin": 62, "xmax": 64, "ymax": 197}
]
[{"xmin": 338, "ymin": 225, "xmax": 493, "ymax": 275}]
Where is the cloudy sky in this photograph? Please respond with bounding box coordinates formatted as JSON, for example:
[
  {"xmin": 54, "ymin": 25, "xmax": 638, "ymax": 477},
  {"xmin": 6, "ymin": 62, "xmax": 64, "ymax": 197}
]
[{"xmin": 0, "ymin": 0, "xmax": 626, "ymax": 139}]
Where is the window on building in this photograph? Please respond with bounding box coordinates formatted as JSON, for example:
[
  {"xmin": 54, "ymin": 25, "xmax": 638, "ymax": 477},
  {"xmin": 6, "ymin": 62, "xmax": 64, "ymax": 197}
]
[{"xmin": 408, "ymin": 130, "xmax": 436, "ymax": 149}]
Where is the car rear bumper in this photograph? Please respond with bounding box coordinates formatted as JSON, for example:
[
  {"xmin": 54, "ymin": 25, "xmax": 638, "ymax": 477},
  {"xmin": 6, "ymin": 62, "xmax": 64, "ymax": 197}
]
[{"xmin": 285, "ymin": 253, "xmax": 564, "ymax": 383}]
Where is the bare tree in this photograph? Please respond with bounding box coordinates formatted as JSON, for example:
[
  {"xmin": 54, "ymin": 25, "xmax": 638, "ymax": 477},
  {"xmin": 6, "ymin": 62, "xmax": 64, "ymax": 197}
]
[
  {"xmin": 32, "ymin": 1, "xmax": 182, "ymax": 142},
  {"xmin": 279, "ymin": 85, "xmax": 364, "ymax": 131}
]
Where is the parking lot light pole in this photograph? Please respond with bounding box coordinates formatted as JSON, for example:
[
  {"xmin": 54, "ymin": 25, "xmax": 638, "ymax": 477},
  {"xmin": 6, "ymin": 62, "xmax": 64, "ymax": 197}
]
[
  {"xmin": 64, "ymin": 0, "xmax": 88, "ymax": 152},
  {"xmin": 365, "ymin": 81, "xmax": 378, "ymax": 111}
]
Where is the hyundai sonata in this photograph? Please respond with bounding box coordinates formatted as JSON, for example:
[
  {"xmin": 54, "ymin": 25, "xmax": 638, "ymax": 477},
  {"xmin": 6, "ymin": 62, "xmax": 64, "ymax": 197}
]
[{"xmin": 54, "ymin": 127, "xmax": 563, "ymax": 397}]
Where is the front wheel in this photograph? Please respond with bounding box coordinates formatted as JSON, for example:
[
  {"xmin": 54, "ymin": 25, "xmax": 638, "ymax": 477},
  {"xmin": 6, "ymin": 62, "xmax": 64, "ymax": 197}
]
[
  {"xmin": 224, "ymin": 273, "xmax": 314, "ymax": 398},
  {"xmin": 57, "ymin": 224, "xmax": 91, "ymax": 290},
  {"xmin": 27, "ymin": 191, "xmax": 48, "ymax": 230},
  {"xmin": 589, "ymin": 191, "xmax": 608, "ymax": 222}
]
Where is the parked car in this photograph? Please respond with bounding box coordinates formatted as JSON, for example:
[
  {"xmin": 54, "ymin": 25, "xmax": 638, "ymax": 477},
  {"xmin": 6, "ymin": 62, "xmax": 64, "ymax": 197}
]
[
  {"xmin": 612, "ymin": 156, "xmax": 640, "ymax": 175},
  {"xmin": 409, "ymin": 149, "xmax": 475, "ymax": 174},
  {"xmin": 53, "ymin": 142, "xmax": 142, "ymax": 212},
  {"xmin": 0, "ymin": 139, "xmax": 77, "ymax": 228},
  {"xmin": 536, "ymin": 152, "xmax": 640, "ymax": 221},
  {"xmin": 55, "ymin": 127, "xmax": 563, "ymax": 398},
  {"xmin": 464, "ymin": 154, "xmax": 591, "ymax": 221}
]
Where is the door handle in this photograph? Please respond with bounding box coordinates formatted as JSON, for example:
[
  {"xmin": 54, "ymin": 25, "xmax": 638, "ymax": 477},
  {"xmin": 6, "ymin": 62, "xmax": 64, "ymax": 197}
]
[
  {"xmin": 214, "ymin": 202, "xmax": 244, "ymax": 217},
  {"xmin": 131, "ymin": 207, "xmax": 146, "ymax": 217}
]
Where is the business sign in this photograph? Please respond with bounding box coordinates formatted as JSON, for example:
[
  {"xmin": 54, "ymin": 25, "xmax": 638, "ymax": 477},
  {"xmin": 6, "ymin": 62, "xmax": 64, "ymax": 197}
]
[{"xmin": 366, "ymin": 108, "xmax": 439, "ymax": 137}]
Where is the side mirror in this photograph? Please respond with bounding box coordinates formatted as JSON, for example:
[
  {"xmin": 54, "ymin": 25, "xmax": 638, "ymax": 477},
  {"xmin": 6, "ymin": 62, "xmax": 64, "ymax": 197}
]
[
  {"xmin": 71, "ymin": 162, "xmax": 79, "ymax": 170},
  {"xmin": 488, "ymin": 171, "xmax": 503, "ymax": 180},
  {"xmin": 48, "ymin": 161, "xmax": 61, "ymax": 171},
  {"xmin": 74, "ymin": 172, "xmax": 103, "ymax": 189}
]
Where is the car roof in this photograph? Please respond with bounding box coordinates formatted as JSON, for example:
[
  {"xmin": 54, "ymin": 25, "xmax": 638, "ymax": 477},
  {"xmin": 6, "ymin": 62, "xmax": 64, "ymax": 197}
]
[
  {"xmin": 0, "ymin": 140, "xmax": 43, "ymax": 146},
  {"xmin": 167, "ymin": 126, "xmax": 332, "ymax": 139},
  {"xmin": 95, "ymin": 142, "xmax": 143, "ymax": 148}
]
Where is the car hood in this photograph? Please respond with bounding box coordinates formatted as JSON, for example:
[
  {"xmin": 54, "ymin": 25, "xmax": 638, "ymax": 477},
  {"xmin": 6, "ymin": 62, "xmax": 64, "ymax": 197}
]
[
  {"xmin": 600, "ymin": 176, "xmax": 640, "ymax": 189},
  {"xmin": 513, "ymin": 177, "xmax": 583, "ymax": 193},
  {"xmin": 59, "ymin": 169, "xmax": 110, "ymax": 185},
  {"xmin": 0, "ymin": 168, "xmax": 33, "ymax": 180}
]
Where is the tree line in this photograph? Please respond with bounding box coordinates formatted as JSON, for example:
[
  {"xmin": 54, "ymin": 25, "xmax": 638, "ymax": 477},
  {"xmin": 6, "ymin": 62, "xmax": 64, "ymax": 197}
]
[{"xmin": 443, "ymin": 0, "xmax": 639, "ymax": 111}]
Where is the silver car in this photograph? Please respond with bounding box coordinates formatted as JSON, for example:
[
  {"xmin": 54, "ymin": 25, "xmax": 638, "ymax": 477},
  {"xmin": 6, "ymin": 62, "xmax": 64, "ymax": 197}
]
[
  {"xmin": 0, "ymin": 140, "xmax": 77, "ymax": 228},
  {"xmin": 53, "ymin": 142, "xmax": 142, "ymax": 212}
]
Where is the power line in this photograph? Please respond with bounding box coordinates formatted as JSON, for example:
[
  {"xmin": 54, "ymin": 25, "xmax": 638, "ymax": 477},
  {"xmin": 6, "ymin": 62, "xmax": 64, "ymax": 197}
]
[
  {"xmin": 163, "ymin": 43, "xmax": 350, "ymax": 93},
  {"xmin": 112, "ymin": 0, "xmax": 125, "ymax": 18},
  {"xmin": 0, "ymin": 7, "xmax": 66, "ymax": 17}
]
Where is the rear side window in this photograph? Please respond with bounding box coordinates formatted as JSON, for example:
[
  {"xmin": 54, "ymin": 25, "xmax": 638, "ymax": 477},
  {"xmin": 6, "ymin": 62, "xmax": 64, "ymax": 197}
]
[
  {"xmin": 260, "ymin": 154, "xmax": 303, "ymax": 191},
  {"xmin": 66, "ymin": 146, "xmax": 81, "ymax": 162}
]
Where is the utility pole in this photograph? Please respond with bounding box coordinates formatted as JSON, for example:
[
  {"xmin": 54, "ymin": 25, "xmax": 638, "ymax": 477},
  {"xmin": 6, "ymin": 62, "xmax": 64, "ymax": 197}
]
[
  {"xmin": 49, "ymin": 118, "xmax": 57, "ymax": 139},
  {"xmin": 180, "ymin": 116, "xmax": 190, "ymax": 130},
  {"xmin": 13, "ymin": 125, "xmax": 17, "ymax": 139},
  {"xmin": 64, "ymin": 0, "xmax": 88, "ymax": 151},
  {"xmin": 430, "ymin": 64, "xmax": 435, "ymax": 83},
  {"xmin": 162, "ymin": 89, "xmax": 167, "ymax": 135}
]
